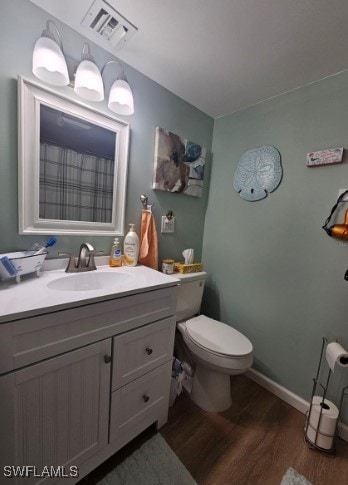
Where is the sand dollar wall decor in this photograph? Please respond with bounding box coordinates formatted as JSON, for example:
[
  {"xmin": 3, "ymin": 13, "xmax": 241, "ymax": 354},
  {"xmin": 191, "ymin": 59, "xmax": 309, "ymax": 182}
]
[{"xmin": 233, "ymin": 145, "xmax": 282, "ymax": 201}]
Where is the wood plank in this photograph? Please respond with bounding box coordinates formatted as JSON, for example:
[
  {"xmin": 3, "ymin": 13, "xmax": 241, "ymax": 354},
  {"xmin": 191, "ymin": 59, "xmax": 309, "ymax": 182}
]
[
  {"xmin": 79, "ymin": 375, "xmax": 348, "ymax": 485},
  {"xmin": 161, "ymin": 375, "xmax": 348, "ymax": 485}
]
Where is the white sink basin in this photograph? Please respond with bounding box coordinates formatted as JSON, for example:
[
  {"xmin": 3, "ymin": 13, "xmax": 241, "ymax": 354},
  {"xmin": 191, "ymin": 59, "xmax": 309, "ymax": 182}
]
[{"xmin": 47, "ymin": 271, "xmax": 133, "ymax": 292}]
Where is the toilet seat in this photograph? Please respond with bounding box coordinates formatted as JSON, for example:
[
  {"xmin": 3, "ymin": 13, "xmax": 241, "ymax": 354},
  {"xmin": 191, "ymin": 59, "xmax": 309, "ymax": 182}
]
[{"xmin": 185, "ymin": 314, "xmax": 253, "ymax": 358}]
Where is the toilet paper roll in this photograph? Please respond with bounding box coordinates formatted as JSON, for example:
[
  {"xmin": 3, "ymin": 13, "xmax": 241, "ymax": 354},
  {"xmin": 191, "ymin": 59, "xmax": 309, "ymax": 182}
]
[
  {"xmin": 308, "ymin": 396, "xmax": 339, "ymax": 435},
  {"xmin": 325, "ymin": 342, "xmax": 348, "ymax": 372},
  {"xmin": 306, "ymin": 426, "xmax": 335, "ymax": 450},
  {"xmin": 306, "ymin": 396, "xmax": 338, "ymax": 450}
]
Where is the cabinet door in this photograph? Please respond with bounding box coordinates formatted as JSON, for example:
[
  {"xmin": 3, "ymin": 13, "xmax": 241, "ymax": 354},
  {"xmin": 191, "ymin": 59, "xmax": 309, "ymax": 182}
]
[{"xmin": 0, "ymin": 340, "xmax": 111, "ymax": 484}]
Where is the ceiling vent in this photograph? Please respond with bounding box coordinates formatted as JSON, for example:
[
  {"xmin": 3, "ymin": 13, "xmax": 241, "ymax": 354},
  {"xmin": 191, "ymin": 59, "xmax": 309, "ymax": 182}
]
[{"xmin": 81, "ymin": 0, "xmax": 137, "ymax": 49}]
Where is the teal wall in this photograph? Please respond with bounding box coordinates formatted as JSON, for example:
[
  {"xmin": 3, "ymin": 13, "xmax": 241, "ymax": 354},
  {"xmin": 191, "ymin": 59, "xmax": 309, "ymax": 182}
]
[
  {"xmin": 0, "ymin": 0, "xmax": 213, "ymax": 263},
  {"xmin": 2, "ymin": 0, "xmax": 347, "ymax": 414},
  {"xmin": 203, "ymin": 71, "xmax": 348, "ymax": 410}
]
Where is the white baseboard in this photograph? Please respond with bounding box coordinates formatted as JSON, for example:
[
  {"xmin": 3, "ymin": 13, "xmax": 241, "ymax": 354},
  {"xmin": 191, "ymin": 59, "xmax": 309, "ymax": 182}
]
[{"xmin": 246, "ymin": 368, "xmax": 348, "ymax": 442}]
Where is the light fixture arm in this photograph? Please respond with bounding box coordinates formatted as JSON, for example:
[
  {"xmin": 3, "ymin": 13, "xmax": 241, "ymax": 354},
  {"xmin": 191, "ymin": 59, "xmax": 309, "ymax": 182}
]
[
  {"xmin": 42, "ymin": 20, "xmax": 64, "ymax": 52},
  {"xmin": 101, "ymin": 60, "xmax": 127, "ymax": 81},
  {"xmin": 80, "ymin": 43, "xmax": 95, "ymax": 62}
]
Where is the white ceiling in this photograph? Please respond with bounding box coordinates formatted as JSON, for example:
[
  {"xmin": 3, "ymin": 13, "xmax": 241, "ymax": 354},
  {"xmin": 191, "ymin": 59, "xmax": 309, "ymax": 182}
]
[{"xmin": 29, "ymin": 0, "xmax": 348, "ymax": 118}]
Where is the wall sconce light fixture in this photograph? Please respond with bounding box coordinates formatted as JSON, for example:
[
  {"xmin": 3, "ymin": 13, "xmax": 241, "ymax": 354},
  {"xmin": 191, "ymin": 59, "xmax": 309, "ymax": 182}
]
[
  {"xmin": 74, "ymin": 43, "xmax": 104, "ymax": 102},
  {"xmin": 102, "ymin": 61, "xmax": 134, "ymax": 115},
  {"xmin": 32, "ymin": 21, "xmax": 134, "ymax": 116},
  {"xmin": 32, "ymin": 20, "xmax": 69, "ymax": 87}
]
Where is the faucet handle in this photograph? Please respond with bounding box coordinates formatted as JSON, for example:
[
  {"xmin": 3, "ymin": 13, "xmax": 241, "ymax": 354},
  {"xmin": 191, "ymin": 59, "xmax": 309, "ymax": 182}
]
[{"xmin": 58, "ymin": 252, "xmax": 76, "ymax": 272}]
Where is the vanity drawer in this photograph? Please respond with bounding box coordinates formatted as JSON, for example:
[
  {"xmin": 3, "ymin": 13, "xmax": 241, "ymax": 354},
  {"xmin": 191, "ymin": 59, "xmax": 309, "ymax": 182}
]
[
  {"xmin": 0, "ymin": 287, "xmax": 176, "ymax": 374},
  {"xmin": 112, "ymin": 317, "xmax": 175, "ymax": 390},
  {"xmin": 109, "ymin": 361, "xmax": 171, "ymax": 448}
]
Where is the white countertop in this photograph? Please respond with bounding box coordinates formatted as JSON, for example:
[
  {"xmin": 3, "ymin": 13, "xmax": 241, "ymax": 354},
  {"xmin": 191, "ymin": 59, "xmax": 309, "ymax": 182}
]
[{"xmin": 0, "ymin": 261, "xmax": 179, "ymax": 323}]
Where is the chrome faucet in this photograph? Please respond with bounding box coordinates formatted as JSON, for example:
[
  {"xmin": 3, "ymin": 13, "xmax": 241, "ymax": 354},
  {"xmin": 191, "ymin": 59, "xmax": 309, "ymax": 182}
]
[{"xmin": 59, "ymin": 243, "xmax": 97, "ymax": 273}]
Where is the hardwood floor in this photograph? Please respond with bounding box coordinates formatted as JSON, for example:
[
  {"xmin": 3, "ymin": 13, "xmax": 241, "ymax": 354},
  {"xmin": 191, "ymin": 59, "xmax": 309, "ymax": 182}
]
[
  {"xmin": 161, "ymin": 375, "xmax": 348, "ymax": 485},
  {"xmin": 80, "ymin": 375, "xmax": 348, "ymax": 485}
]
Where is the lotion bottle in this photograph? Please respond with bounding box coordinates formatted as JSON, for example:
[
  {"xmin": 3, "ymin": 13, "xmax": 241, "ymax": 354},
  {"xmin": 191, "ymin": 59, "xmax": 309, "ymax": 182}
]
[
  {"xmin": 109, "ymin": 238, "xmax": 122, "ymax": 267},
  {"xmin": 123, "ymin": 224, "xmax": 139, "ymax": 266}
]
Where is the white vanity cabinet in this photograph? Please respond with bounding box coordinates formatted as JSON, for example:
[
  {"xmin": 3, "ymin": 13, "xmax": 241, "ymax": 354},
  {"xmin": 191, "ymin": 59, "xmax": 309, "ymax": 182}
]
[{"xmin": 0, "ymin": 282, "xmax": 177, "ymax": 484}]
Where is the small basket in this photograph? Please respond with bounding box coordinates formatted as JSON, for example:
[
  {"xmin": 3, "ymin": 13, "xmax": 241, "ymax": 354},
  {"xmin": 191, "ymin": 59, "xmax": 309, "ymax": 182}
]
[
  {"xmin": 173, "ymin": 262, "xmax": 203, "ymax": 274},
  {"xmin": 0, "ymin": 251, "xmax": 47, "ymax": 283}
]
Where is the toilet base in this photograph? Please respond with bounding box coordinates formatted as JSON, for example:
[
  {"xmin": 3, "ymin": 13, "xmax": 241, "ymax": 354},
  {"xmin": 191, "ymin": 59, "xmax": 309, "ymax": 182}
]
[{"xmin": 190, "ymin": 364, "xmax": 232, "ymax": 412}]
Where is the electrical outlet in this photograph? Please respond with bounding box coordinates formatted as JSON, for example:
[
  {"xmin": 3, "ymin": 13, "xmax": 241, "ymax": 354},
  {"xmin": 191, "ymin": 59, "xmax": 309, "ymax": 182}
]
[
  {"xmin": 161, "ymin": 216, "xmax": 175, "ymax": 233},
  {"xmin": 338, "ymin": 189, "xmax": 348, "ymax": 201}
]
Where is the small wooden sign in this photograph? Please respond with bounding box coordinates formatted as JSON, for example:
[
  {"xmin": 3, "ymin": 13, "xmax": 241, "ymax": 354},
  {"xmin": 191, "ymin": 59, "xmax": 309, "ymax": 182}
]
[{"xmin": 306, "ymin": 148, "xmax": 343, "ymax": 167}]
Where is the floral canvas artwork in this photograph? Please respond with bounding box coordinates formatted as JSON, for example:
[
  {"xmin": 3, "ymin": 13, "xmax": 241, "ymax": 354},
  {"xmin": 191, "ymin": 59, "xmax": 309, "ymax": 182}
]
[{"xmin": 152, "ymin": 127, "xmax": 206, "ymax": 197}]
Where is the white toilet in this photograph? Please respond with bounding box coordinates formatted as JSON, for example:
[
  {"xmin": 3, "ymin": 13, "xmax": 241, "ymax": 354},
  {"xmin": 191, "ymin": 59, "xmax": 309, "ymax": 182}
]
[{"xmin": 174, "ymin": 271, "xmax": 253, "ymax": 412}]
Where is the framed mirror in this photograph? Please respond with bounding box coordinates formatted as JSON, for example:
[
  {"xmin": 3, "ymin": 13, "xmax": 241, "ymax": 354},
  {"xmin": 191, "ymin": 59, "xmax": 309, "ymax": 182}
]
[{"xmin": 18, "ymin": 77, "xmax": 130, "ymax": 235}]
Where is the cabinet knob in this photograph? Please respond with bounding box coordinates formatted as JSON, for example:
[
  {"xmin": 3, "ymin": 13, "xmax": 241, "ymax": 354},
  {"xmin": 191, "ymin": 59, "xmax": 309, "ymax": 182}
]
[
  {"xmin": 145, "ymin": 347, "xmax": 153, "ymax": 355},
  {"xmin": 104, "ymin": 354, "xmax": 112, "ymax": 364},
  {"xmin": 143, "ymin": 394, "xmax": 150, "ymax": 403}
]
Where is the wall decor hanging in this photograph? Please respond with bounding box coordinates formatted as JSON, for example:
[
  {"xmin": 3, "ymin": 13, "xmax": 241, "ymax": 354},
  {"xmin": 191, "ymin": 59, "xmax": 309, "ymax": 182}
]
[
  {"xmin": 233, "ymin": 145, "xmax": 282, "ymax": 201},
  {"xmin": 152, "ymin": 127, "xmax": 206, "ymax": 198},
  {"xmin": 322, "ymin": 189, "xmax": 348, "ymax": 240},
  {"xmin": 306, "ymin": 148, "xmax": 343, "ymax": 167}
]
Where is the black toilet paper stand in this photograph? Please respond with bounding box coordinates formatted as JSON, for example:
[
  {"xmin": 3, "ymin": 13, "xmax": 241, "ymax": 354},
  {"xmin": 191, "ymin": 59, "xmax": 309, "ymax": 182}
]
[{"xmin": 304, "ymin": 337, "xmax": 348, "ymax": 454}]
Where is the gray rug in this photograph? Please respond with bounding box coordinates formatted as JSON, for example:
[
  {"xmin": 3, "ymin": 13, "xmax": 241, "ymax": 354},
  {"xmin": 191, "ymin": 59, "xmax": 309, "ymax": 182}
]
[
  {"xmin": 97, "ymin": 433, "xmax": 197, "ymax": 484},
  {"xmin": 281, "ymin": 467, "xmax": 313, "ymax": 485}
]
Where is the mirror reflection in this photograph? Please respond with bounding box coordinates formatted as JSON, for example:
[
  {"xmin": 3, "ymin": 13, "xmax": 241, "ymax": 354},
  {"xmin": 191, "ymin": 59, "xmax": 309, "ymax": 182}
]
[{"xmin": 40, "ymin": 105, "xmax": 116, "ymax": 223}]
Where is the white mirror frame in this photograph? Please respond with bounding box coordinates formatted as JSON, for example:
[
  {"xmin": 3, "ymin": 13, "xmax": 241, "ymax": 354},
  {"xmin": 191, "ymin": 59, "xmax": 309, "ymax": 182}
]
[{"xmin": 18, "ymin": 76, "xmax": 130, "ymax": 235}]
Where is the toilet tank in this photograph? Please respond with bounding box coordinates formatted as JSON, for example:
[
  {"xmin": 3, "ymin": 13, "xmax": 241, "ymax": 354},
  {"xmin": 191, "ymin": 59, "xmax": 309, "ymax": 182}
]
[{"xmin": 174, "ymin": 271, "xmax": 206, "ymax": 321}]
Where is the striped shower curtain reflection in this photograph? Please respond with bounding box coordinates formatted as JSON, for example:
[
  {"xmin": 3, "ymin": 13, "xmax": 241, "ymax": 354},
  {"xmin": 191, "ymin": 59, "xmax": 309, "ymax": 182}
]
[{"xmin": 39, "ymin": 142, "xmax": 115, "ymax": 223}]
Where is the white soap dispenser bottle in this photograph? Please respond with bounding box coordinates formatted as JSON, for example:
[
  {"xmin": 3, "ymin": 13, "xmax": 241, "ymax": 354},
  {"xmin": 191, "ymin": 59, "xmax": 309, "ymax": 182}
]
[{"xmin": 123, "ymin": 224, "xmax": 139, "ymax": 266}]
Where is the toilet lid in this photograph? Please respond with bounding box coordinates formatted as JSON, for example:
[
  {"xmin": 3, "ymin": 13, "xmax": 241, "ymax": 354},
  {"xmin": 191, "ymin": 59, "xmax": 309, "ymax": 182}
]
[{"xmin": 185, "ymin": 315, "xmax": 253, "ymax": 357}]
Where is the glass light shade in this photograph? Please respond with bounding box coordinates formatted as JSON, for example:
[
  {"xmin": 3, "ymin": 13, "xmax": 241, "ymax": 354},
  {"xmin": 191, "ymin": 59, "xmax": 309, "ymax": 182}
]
[
  {"xmin": 74, "ymin": 60, "xmax": 104, "ymax": 102},
  {"xmin": 108, "ymin": 79, "xmax": 134, "ymax": 115},
  {"xmin": 32, "ymin": 36, "xmax": 69, "ymax": 86}
]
